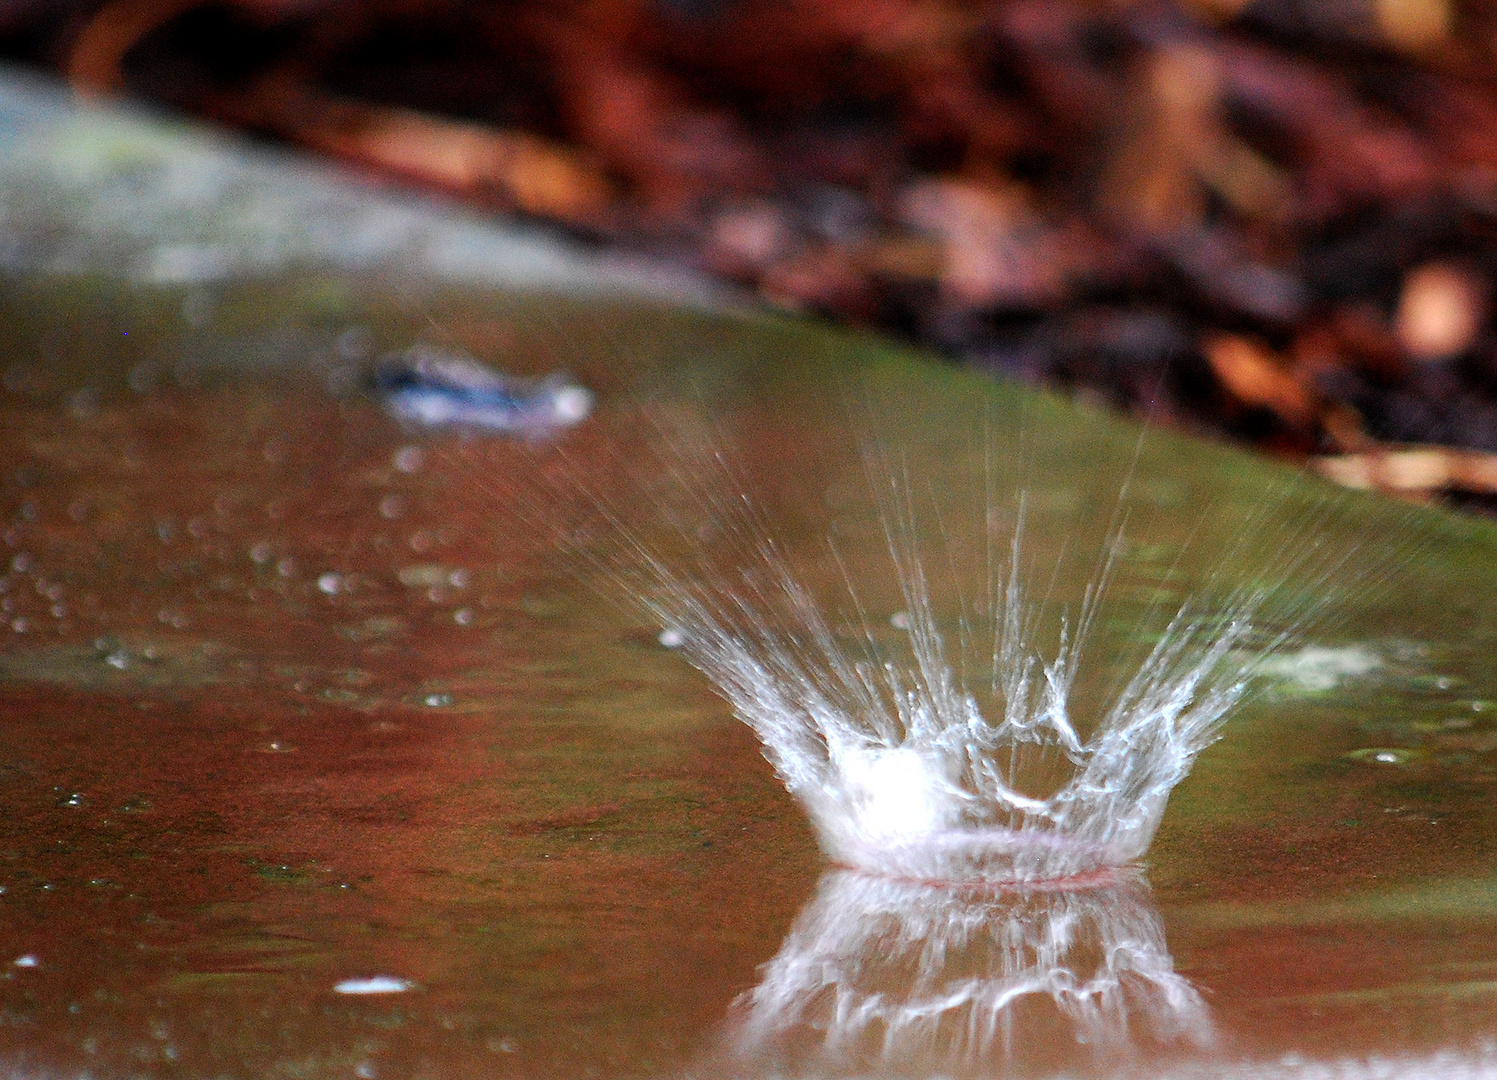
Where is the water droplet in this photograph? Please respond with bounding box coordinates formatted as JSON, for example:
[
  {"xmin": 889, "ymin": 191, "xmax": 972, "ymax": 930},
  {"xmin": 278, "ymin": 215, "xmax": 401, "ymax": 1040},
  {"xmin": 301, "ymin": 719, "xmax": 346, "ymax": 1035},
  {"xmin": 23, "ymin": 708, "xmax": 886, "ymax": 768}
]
[
  {"xmin": 276, "ymin": 557, "xmax": 297, "ymax": 578},
  {"xmin": 317, "ymin": 572, "xmax": 344, "ymax": 595},
  {"xmin": 397, "ymin": 564, "xmax": 447, "ymax": 588},
  {"xmin": 249, "ymin": 542, "xmax": 273, "ymax": 565},
  {"xmin": 890, "ymin": 611, "xmax": 912, "ymax": 631},
  {"xmin": 409, "ymin": 531, "xmax": 433, "ymax": 554},
  {"xmin": 10, "ymin": 554, "xmax": 30, "ymax": 573},
  {"xmin": 11, "ymin": 618, "xmax": 28, "ymax": 633},
  {"xmin": 334, "ymin": 976, "xmax": 411, "ymax": 995},
  {"xmin": 104, "ymin": 651, "xmax": 128, "ymax": 669},
  {"xmin": 393, "ymin": 446, "xmax": 424, "ymax": 474},
  {"xmin": 423, "ymin": 693, "xmax": 453, "ymax": 708},
  {"xmin": 355, "ymin": 1062, "xmax": 377, "ymax": 1080},
  {"xmin": 379, "ymin": 494, "xmax": 405, "ymax": 519},
  {"xmin": 12, "ymin": 955, "xmax": 37, "ymax": 969},
  {"xmin": 447, "ymin": 569, "xmax": 470, "ymax": 589},
  {"xmin": 658, "ymin": 627, "xmax": 686, "ymax": 649},
  {"xmin": 58, "ymin": 793, "xmax": 86, "ymax": 808},
  {"xmin": 1347, "ymin": 747, "xmax": 1419, "ymax": 766},
  {"xmin": 453, "ymin": 609, "xmax": 473, "ymax": 626}
]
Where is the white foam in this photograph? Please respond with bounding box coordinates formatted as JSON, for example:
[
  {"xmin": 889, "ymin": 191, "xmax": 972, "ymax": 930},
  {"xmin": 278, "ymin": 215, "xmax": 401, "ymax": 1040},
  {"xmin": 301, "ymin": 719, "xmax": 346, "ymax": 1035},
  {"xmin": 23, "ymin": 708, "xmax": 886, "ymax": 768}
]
[{"xmin": 1258, "ymin": 644, "xmax": 1381, "ymax": 691}]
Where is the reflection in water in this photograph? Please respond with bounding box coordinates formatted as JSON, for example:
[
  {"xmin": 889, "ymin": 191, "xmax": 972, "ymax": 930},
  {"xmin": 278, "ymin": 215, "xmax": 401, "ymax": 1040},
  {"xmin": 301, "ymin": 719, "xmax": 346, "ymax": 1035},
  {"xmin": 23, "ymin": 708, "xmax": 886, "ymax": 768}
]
[{"xmin": 723, "ymin": 868, "xmax": 1210, "ymax": 1079}]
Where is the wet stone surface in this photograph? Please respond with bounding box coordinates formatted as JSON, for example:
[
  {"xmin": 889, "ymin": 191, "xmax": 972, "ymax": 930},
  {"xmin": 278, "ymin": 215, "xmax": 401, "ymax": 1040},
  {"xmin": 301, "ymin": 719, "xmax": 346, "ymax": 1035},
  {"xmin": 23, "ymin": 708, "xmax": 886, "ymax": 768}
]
[{"xmin": 0, "ymin": 270, "xmax": 1495, "ymax": 1079}]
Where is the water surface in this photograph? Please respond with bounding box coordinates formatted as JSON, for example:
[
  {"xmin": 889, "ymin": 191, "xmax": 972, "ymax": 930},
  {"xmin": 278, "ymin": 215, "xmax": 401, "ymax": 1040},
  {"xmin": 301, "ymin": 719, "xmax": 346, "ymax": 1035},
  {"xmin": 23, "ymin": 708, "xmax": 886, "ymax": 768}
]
[{"xmin": 1, "ymin": 275, "xmax": 1496, "ymax": 1078}]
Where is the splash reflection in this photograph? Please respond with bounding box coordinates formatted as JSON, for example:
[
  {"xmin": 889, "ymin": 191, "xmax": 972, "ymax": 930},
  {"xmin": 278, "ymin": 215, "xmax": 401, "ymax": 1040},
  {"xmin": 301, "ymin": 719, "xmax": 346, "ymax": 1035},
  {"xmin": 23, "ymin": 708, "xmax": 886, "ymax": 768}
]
[{"xmin": 723, "ymin": 868, "xmax": 1210, "ymax": 1079}]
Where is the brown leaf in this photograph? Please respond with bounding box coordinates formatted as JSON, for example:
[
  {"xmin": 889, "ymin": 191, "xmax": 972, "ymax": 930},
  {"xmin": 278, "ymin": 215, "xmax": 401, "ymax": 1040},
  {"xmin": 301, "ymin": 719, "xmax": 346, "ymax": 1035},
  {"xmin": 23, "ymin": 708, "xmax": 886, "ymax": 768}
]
[
  {"xmin": 901, "ymin": 177, "xmax": 1064, "ymax": 308},
  {"xmin": 224, "ymin": 77, "xmax": 613, "ymax": 225},
  {"xmin": 1204, "ymin": 334, "xmax": 1318, "ymax": 429},
  {"xmin": 1313, "ymin": 446, "xmax": 1497, "ymax": 496}
]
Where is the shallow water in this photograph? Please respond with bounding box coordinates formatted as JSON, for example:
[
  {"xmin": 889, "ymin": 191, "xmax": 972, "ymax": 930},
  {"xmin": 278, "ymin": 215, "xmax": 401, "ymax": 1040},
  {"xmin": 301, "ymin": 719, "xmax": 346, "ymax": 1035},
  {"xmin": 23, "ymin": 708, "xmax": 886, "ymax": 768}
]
[{"xmin": 1, "ymin": 275, "xmax": 1497, "ymax": 1079}]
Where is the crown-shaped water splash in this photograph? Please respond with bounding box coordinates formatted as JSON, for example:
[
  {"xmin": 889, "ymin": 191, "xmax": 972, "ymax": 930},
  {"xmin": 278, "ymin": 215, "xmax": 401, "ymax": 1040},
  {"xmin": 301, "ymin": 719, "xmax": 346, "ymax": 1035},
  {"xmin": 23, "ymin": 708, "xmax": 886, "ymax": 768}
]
[{"xmin": 561, "ymin": 419, "xmax": 1308, "ymax": 884}]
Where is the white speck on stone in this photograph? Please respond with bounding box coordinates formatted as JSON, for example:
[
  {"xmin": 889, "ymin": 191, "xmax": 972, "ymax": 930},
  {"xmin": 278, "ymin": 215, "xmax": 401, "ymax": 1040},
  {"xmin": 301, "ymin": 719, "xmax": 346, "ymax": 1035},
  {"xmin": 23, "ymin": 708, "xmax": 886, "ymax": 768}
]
[
  {"xmin": 658, "ymin": 627, "xmax": 686, "ymax": 649},
  {"xmin": 317, "ymin": 572, "xmax": 343, "ymax": 595}
]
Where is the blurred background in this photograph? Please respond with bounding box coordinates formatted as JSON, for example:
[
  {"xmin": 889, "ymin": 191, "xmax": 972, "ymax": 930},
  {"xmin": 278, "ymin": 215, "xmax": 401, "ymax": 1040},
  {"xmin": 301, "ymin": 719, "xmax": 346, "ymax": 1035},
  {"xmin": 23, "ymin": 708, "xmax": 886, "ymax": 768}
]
[{"xmin": 5, "ymin": 0, "xmax": 1497, "ymax": 509}]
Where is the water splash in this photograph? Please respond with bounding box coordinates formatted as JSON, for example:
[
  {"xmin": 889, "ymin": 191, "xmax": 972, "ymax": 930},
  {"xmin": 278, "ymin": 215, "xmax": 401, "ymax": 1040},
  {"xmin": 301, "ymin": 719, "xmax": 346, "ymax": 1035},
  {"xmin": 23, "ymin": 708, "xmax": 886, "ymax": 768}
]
[
  {"xmin": 553, "ymin": 408, "xmax": 1334, "ymax": 884},
  {"xmin": 724, "ymin": 867, "xmax": 1210, "ymax": 1078}
]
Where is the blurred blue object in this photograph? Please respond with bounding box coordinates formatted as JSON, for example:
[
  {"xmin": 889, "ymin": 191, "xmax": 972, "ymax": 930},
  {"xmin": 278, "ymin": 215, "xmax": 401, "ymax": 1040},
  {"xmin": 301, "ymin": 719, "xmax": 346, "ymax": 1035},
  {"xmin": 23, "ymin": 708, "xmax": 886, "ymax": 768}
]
[{"xmin": 375, "ymin": 346, "xmax": 594, "ymax": 433}]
